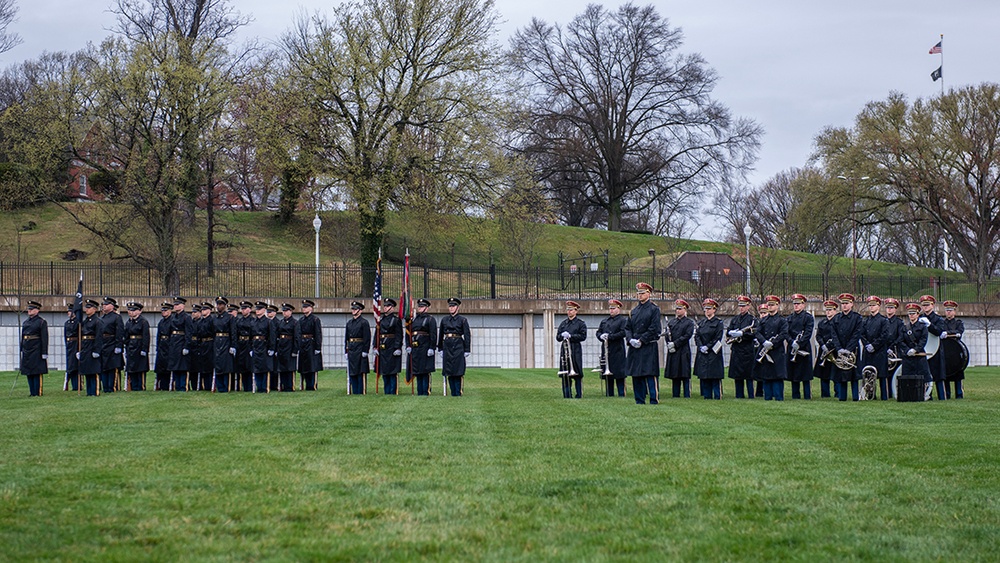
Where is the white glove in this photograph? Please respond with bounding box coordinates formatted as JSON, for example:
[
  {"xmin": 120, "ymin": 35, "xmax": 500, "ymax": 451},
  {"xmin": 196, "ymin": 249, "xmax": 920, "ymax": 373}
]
[
  {"xmin": 76, "ymin": 352, "xmax": 80, "ymax": 360},
  {"xmin": 838, "ymin": 349, "xmax": 849, "ymax": 356},
  {"xmin": 918, "ymin": 317, "xmax": 931, "ymax": 326},
  {"xmin": 42, "ymin": 354, "xmax": 48, "ymax": 360},
  {"xmin": 140, "ymin": 351, "xmax": 147, "ymax": 357},
  {"xmin": 629, "ymin": 339, "xmax": 641, "ymax": 348},
  {"xmin": 427, "ymin": 348, "xmax": 435, "ymax": 357},
  {"xmin": 393, "ymin": 349, "xmax": 401, "ymax": 356},
  {"xmin": 762, "ymin": 340, "xmax": 773, "ymax": 350},
  {"xmin": 599, "ymin": 333, "xmax": 608, "ymax": 341},
  {"xmin": 697, "ymin": 345, "xmax": 706, "ymax": 354},
  {"xmin": 249, "ymin": 350, "xmax": 253, "ymax": 357},
  {"xmin": 362, "ymin": 352, "xmax": 368, "ymax": 358},
  {"xmin": 406, "ymin": 347, "xmax": 412, "ymax": 354},
  {"xmin": 940, "ymin": 332, "xmax": 948, "ymax": 338},
  {"xmin": 561, "ymin": 331, "xmax": 571, "ymax": 340},
  {"xmin": 267, "ymin": 350, "xmax": 274, "ymax": 357},
  {"xmin": 92, "ymin": 352, "xmax": 100, "ymax": 358},
  {"xmin": 314, "ymin": 350, "xmax": 320, "ymax": 355},
  {"xmin": 229, "ymin": 347, "xmax": 236, "ymax": 356},
  {"xmin": 865, "ymin": 344, "xmax": 874, "ymax": 353},
  {"xmin": 182, "ymin": 348, "xmax": 189, "ymax": 355},
  {"xmin": 728, "ymin": 330, "xmax": 743, "ymax": 338},
  {"xmin": 667, "ymin": 342, "xmax": 675, "ymax": 353},
  {"xmin": 464, "ymin": 352, "xmax": 470, "ymax": 358},
  {"xmin": 114, "ymin": 347, "xmax": 122, "ymax": 354},
  {"xmin": 907, "ymin": 348, "xmax": 916, "ymax": 357},
  {"xmin": 292, "ymin": 352, "xmax": 298, "ymax": 357},
  {"xmin": 344, "ymin": 353, "xmax": 348, "ymax": 360}
]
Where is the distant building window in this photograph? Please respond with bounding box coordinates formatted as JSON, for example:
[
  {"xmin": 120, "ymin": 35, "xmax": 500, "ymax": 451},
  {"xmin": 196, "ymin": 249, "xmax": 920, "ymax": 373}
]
[
  {"xmin": 691, "ymin": 270, "xmax": 700, "ymax": 281},
  {"xmin": 78, "ymin": 174, "xmax": 88, "ymax": 196}
]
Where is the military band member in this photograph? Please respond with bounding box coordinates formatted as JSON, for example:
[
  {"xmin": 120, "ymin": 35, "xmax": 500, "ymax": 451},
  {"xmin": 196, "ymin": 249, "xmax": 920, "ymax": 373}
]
[
  {"xmin": 753, "ymin": 303, "xmax": 769, "ymax": 397},
  {"xmin": 814, "ymin": 300, "xmax": 839, "ymax": 397},
  {"xmin": 79, "ymin": 299, "xmax": 103, "ymax": 396},
  {"xmin": 861, "ymin": 296, "xmax": 891, "ymax": 400},
  {"xmin": 941, "ymin": 300, "xmax": 965, "ymax": 399},
  {"xmin": 596, "ymin": 299, "xmax": 628, "ymax": 397},
  {"xmin": 882, "ymin": 298, "xmax": 903, "ymax": 397},
  {"xmin": 296, "ymin": 299, "xmax": 324, "ymax": 391},
  {"xmin": 211, "ymin": 297, "xmax": 238, "ymax": 392},
  {"xmin": 236, "ymin": 301, "xmax": 254, "ymax": 392},
  {"xmin": 99, "ymin": 297, "xmax": 125, "ymax": 392},
  {"xmin": 899, "ymin": 303, "xmax": 931, "ymax": 390},
  {"xmin": 275, "ymin": 303, "xmax": 298, "ymax": 391},
  {"xmin": 408, "ymin": 298, "xmax": 437, "ymax": 396},
  {"xmin": 249, "ymin": 302, "xmax": 276, "ymax": 393},
  {"xmin": 123, "ymin": 302, "xmax": 150, "ymax": 391},
  {"xmin": 196, "ymin": 302, "xmax": 216, "ymax": 390},
  {"xmin": 345, "ymin": 301, "xmax": 371, "ymax": 395},
  {"xmin": 377, "ymin": 298, "xmax": 404, "ymax": 395},
  {"xmin": 153, "ymin": 301, "xmax": 173, "ymax": 391},
  {"xmin": 437, "ymin": 297, "xmax": 471, "ymax": 397},
  {"xmin": 663, "ymin": 298, "xmax": 694, "ymax": 398},
  {"xmin": 187, "ymin": 304, "xmax": 205, "ymax": 391},
  {"xmin": 693, "ymin": 298, "xmax": 724, "ymax": 400},
  {"xmin": 556, "ymin": 300, "xmax": 587, "ymax": 399},
  {"xmin": 726, "ymin": 295, "xmax": 757, "ymax": 398},
  {"xmin": 64, "ymin": 304, "xmax": 80, "ymax": 392},
  {"xmin": 167, "ymin": 297, "xmax": 195, "ymax": 391},
  {"xmin": 919, "ymin": 295, "xmax": 947, "ymax": 400},
  {"xmin": 626, "ymin": 282, "xmax": 662, "ymax": 405},
  {"xmin": 755, "ymin": 295, "xmax": 788, "ymax": 400},
  {"xmin": 832, "ymin": 293, "xmax": 863, "ymax": 401},
  {"xmin": 20, "ymin": 300, "xmax": 48, "ymax": 397},
  {"xmin": 785, "ymin": 294, "xmax": 814, "ymax": 400},
  {"xmin": 267, "ymin": 304, "xmax": 281, "ymax": 391}
]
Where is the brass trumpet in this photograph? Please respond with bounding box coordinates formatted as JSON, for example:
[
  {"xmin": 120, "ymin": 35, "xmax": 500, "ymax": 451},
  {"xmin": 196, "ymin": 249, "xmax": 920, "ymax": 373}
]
[
  {"xmin": 726, "ymin": 321, "xmax": 756, "ymax": 344},
  {"xmin": 558, "ymin": 338, "xmax": 578, "ymax": 377}
]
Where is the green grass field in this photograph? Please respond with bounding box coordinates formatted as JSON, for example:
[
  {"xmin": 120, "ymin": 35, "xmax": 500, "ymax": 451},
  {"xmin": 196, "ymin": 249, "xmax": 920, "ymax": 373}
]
[{"xmin": 3, "ymin": 368, "xmax": 999, "ymax": 561}]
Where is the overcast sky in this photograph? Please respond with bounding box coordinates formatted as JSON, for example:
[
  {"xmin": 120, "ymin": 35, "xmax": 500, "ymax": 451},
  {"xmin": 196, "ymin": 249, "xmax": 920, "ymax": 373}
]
[{"xmin": 9, "ymin": 0, "xmax": 1000, "ymax": 238}]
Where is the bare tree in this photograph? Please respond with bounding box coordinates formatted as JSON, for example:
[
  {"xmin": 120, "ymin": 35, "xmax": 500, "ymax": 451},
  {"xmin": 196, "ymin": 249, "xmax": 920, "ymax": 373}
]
[
  {"xmin": 0, "ymin": 0, "xmax": 21, "ymax": 54},
  {"xmin": 509, "ymin": 2, "xmax": 760, "ymax": 232}
]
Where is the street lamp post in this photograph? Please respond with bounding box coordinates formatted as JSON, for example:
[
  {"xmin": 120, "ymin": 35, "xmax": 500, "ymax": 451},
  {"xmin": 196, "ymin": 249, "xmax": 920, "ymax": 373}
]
[
  {"xmin": 743, "ymin": 224, "xmax": 752, "ymax": 297},
  {"xmin": 313, "ymin": 213, "xmax": 322, "ymax": 298},
  {"xmin": 837, "ymin": 175, "xmax": 869, "ymax": 295}
]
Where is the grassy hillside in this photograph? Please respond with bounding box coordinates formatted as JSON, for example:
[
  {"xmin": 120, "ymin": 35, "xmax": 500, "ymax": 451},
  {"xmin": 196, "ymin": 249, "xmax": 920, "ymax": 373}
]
[{"xmin": 0, "ymin": 203, "xmax": 961, "ymax": 283}]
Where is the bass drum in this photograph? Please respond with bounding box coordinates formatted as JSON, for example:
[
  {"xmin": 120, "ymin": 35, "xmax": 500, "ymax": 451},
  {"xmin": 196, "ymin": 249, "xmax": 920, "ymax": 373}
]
[
  {"xmin": 925, "ymin": 333, "xmax": 940, "ymax": 358},
  {"xmin": 942, "ymin": 338, "xmax": 970, "ymax": 379}
]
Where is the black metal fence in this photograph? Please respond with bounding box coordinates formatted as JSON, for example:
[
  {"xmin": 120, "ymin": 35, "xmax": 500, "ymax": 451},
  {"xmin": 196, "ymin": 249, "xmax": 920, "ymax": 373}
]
[{"xmin": 1, "ymin": 261, "xmax": 998, "ymax": 305}]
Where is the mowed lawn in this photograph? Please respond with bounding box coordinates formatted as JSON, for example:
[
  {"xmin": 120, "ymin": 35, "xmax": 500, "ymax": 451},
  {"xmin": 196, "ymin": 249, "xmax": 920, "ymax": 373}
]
[{"xmin": 2, "ymin": 368, "xmax": 999, "ymax": 562}]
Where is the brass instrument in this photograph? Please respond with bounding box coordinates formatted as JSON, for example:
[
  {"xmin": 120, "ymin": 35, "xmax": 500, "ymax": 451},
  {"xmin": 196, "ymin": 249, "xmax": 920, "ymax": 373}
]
[
  {"xmin": 833, "ymin": 350, "xmax": 857, "ymax": 370},
  {"xmin": 859, "ymin": 365, "xmax": 878, "ymax": 400},
  {"xmin": 662, "ymin": 321, "xmax": 673, "ymax": 362},
  {"xmin": 558, "ymin": 338, "xmax": 578, "ymax": 377},
  {"xmin": 756, "ymin": 344, "xmax": 774, "ymax": 364},
  {"xmin": 726, "ymin": 319, "xmax": 757, "ymax": 344},
  {"xmin": 602, "ymin": 337, "xmax": 612, "ymax": 377},
  {"xmin": 789, "ymin": 331, "xmax": 811, "ymax": 363},
  {"xmin": 887, "ymin": 348, "xmax": 902, "ymax": 371},
  {"xmin": 593, "ymin": 335, "xmax": 612, "ymax": 377}
]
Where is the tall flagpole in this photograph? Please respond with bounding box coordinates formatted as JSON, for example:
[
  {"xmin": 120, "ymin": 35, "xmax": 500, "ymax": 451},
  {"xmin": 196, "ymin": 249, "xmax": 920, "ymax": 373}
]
[{"xmin": 939, "ymin": 34, "xmax": 944, "ymax": 96}]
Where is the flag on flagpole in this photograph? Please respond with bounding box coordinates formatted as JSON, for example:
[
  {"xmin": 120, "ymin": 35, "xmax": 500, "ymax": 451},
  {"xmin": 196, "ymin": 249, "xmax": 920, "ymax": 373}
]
[
  {"xmin": 372, "ymin": 249, "xmax": 383, "ymax": 389},
  {"xmin": 72, "ymin": 271, "xmax": 84, "ymax": 319},
  {"xmin": 929, "ymin": 41, "xmax": 942, "ymax": 55},
  {"xmin": 400, "ymin": 249, "xmax": 413, "ymax": 385},
  {"xmin": 931, "ymin": 66, "xmax": 942, "ymax": 81}
]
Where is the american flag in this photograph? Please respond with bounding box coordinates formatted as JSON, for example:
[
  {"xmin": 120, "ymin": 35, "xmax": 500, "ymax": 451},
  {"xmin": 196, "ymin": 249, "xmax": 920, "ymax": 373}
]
[{"xmin": 929, "ymin": 41, "xmax": 942, "ymax": 55}]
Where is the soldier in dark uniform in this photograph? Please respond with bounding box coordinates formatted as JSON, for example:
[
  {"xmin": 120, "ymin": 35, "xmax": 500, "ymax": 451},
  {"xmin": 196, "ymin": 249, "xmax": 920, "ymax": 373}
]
[
  {"xmin": 123, "ymin": 302, "xmax": 150, "ymax": 391},
  {"xmin": 693, "ymin": 298, "xmax": 725, "ymax": 400},
  {"xmin": 919, "ymin": 295, "xmax": 947, "ymax": 400},
  {"xmin": 753, "ymin": 303, "xmax": 770, "ymax": 397},
  {"xmin": 663, "ymin": 298, "xmax": 694, "ymax": 398},
  {"xmin": 20, "ymin": 300, "xmax": 49, "ymax": 397},
  {"xmin": 437, "ymin": 297, "xmax": 471, "ymax": 396},
  {"xmin": 266, "ymin": 304, "xmax": 281, "ymax": 391},
  {"xmin": 79, "ymin": 299, "xmax": 104, "ymax": 396},
  {"xmin": 153, "ymin": 301, "xmax": 173, "ymax": 391},
  {"xmin": 556, "ymin": 300, "xmax": 587, "ymax": 399},
  {"xmin": 275, "ymin": 303, "xmax": 298, "ymax": 391},
  {"xmin": 755, "ymin": 295, "xmax": 788, "ymax": 401},
  {"xmin": 882, "ymin": 298, "xmax": 903, "ymax": 397},
  {"xmin": 814, "ymin": 300, "xmax": 839, "ymax": 397},
  {"xmin": 785, "ymin": 293, "xmax": 815, "ymax": 399},
  {"xmin": 210, "ymin": 297, "xmax": 237, "ymax": 392},
  {"xmin": 98, "ymin": 297, "xmax": 125, "ymax": 392},
  {"xmin": 296, "ymin": 299, "xmax": 323, "ymax": 391},
  {"xmin": 376, "ymin": 298, "xmax": 403, "ymax": 395},
  {"xmin": 167, "ymin": 297, "xmax": 195, "ymax": 391},
  {"xmin": 726, "ymin": 295, "xmax": 757, "ymax": 399},
  {"xmin": 236, "ymin": 301, "xmax": 254, "ymax": 392},
  {"xmin": 345, "ymin": 301, "xmax": 371, "ymax": 395},
  {"xmin": 64, "ymin": 304, "xmax": 80, "ymax": 392},
  {"xmin": 197, "ymin": 302, "xmax": 217, "ymax": 390},
  {"xmin": 626, "ymin": 282, "xmax": 661, "ymax": 405},
  {"xmin": 596, "ymin": 299, "xmax": 628, "ymax": 397},
  {"xmin": 249, "ymin": 302, "xmax": 276, "ymax": 393},
  {"xmin": 187, "ymin": 303, "xmax": 204, "ymax": 390},
  {"xmin": 408, "ymin": 298, "xmax": 437, "ymax": 396},
  {"xmin": 941, "ymin": 300, "xmax": 966, "ymax": 399},
  {"xmin": 861, "ymin": 296, "xmax": 890, "ymax": 400},
  {"xmin": 832, "ymin": 292, "xmax": 863, "ymax": 401},
  {"xmin": 899, "ymin": 303, "xmax": 931, "ymax": 390}
]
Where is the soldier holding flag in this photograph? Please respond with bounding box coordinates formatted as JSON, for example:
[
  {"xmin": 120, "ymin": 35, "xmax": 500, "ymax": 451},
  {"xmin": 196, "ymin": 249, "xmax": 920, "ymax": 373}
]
[{"xmin": 408, "ymin": 298, "xmax": 437, "ymax": 396}]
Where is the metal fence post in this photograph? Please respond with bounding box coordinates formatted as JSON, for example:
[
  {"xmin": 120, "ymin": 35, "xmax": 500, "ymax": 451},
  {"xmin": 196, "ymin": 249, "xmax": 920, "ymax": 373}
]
[{"xmin": 490, "ymin": 264, "xmax": 496, "ymax": 299}]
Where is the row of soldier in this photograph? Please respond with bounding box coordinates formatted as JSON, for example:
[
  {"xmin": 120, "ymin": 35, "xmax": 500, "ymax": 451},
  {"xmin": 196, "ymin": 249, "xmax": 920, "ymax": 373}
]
[
  {"xmin": 557, "ymin": 284, "xmax": 966, "ymax": 404},
  {"xmin": 18, "ymin": 295, "xmax": 474, "ymax": 398}
]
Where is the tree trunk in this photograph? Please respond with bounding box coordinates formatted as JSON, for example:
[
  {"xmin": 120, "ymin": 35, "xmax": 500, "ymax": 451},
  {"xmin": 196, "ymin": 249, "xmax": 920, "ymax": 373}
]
[{"xmin": 359, "ymin": 205, "xmax": 386, "ymax": 298}]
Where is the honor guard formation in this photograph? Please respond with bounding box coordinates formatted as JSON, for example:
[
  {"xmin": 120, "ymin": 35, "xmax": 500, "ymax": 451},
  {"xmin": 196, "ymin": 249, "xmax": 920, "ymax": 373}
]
[{"xmin": 18, "ymin": 288, "xmax": 969, "ymax": 403}]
